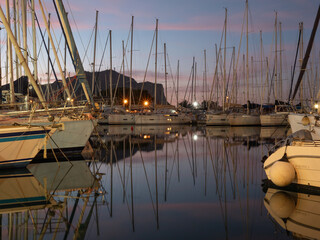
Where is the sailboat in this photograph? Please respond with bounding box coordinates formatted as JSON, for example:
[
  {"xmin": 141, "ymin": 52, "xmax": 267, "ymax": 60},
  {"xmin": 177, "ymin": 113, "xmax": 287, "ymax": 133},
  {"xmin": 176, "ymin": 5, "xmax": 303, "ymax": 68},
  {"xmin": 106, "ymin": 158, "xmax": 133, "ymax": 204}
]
[
  {"xmin": 206, "ymin": 9, "xmax": 230, "ymax": 126},
  {"xmin": 134, "ymin": 19, "xmax": 191, "ymax": 125},
  {"xmin": 262, "ymin": 5, "xmax": 320, "ymax": 190},
  {"xmin": 103, "ymin": 17, "xmax": 135, "ymax": 125},
  {"xmin": 0, "ymin": 1, "xmax": 97, "ymax": 157},
  {"xmin": 286, "ymin": 5, "xmax": 320, "ymax": 134},
  {"xmin": 229, "ymin": 1, "xmax": 260, "ymax": 126},
  {"xmin": 260, "ymin": 13, "xmax": 288, "ymax": 126}
]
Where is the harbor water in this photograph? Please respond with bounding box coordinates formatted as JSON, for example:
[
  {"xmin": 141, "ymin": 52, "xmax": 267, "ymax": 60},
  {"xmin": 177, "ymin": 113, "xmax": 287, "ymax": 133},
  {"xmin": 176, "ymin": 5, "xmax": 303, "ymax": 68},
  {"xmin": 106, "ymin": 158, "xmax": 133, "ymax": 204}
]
[{"xmin": 1, "ymin": 125, "xmax": 312, "ymax": 240}]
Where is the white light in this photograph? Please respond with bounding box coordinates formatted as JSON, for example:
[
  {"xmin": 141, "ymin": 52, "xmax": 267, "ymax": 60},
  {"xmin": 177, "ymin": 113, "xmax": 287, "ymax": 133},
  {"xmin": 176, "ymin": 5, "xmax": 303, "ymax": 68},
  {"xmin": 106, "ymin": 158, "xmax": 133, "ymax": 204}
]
[
  {"xmin": 193, "ymin": 101, "xmax": 198, "ymax": 107},
  {"xmin": 193, "ymin": 134, "xmax": 198, "ymax": 141},
  {"xmin": 67, "ymin": 97, "xmax": 71, "ymax": 101},
  {"xmin": 315, "ymin": 103, "xmax": 319, "ymax": 109}
]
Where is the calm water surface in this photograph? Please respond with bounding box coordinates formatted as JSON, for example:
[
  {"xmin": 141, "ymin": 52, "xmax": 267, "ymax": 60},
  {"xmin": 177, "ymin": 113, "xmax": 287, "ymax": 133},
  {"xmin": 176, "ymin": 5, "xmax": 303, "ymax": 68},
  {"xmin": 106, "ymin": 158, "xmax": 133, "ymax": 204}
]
[{"xmin": 2, "ymin": 125, "xmax": 313, "ymax": 240}]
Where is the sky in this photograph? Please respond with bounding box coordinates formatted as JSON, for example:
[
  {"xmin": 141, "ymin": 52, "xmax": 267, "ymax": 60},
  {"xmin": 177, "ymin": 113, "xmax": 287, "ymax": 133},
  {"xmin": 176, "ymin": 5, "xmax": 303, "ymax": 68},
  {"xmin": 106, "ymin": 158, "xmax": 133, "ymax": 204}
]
[{"xmin": 0, "ymin": 0, "xmax": 320, "ymax": 104}]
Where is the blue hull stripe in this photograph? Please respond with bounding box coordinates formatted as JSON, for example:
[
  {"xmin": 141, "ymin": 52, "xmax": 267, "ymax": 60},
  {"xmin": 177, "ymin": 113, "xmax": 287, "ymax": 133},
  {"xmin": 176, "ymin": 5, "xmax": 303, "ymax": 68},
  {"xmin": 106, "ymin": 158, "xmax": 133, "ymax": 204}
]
[
  {"xmin": 0, "ymin": 130, "xmax": 49, "ymax": 138},
  {"xmin": 0, "ymin": 134, "xmax": 46, "ymax": 143},
  {"xmin": 0, "ymin": 196, "xmax": 46, "ymax": 205}
]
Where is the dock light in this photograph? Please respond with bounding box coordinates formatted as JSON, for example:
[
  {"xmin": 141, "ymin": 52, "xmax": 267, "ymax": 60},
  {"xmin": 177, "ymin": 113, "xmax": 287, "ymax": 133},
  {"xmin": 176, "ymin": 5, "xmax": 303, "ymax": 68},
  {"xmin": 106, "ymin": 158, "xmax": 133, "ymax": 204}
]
[
  {"xmin": 193, "ymin": 134, "xmax": 198, "ymax": 141},
  {"xmin": 123, "ymin": 99, "xmax": 128, "ymax": 104},
  {"xmin": 144, "ymin": 101, "xmax": 149, "ymax": 107},
  {"xmin": 315, "ymin": 103, "xmax": 319, "ymax": 109},
  {"xmin": 67, "ymin": 97, "xmax": 71, "ymax": 101},
  {"xmin": 193, "ymin": 101, "xmax": 198, "ymax": 108}
]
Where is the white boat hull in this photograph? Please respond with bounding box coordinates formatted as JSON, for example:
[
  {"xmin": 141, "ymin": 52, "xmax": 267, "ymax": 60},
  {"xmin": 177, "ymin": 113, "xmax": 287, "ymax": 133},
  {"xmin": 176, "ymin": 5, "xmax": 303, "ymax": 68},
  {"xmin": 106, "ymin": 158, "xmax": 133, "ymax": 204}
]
[
  {"xmin": 134, "ymin": 114, "xmax": 191, "ymax": 125},
  {"xmin": 260, "ymin": 113, "xmax": 288, "ymax": 126},
  {"xmin": 264, "ymin": 143, "xmax": 320, "ymax": 188},
  {"xmin": 206, "ymin": 113, "xmax": 229, "ymax": 125},
  {"xmin": 229, "ymin": 114, "xmax": 260, "ymax": 126},
  {"xmin": 35, "ymin": 119, "xmax": 96, "ymax": 151},
  {"xmin": 3, "ymin": 117, "xmax": 97, "ymax": 151},
  {"xmin": 107, "ymin": 114, "xmax": 135, "ymax": 125},
  {"xmin": 0, "ymin": 126, "xmax": 53, "ymax": 168}
]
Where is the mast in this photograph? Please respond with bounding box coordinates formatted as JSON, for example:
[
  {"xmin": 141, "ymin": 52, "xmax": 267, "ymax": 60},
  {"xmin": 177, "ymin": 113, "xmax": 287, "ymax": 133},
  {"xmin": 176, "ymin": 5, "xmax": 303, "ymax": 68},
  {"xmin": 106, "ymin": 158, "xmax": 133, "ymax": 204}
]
[
  {"xmin": 0, "ymin": 29, "xmax": 1, "ymax": 104},
  {"xmin": 191, "ymin": 57, "xmax": 195, "ymax": 104},
  {"xmin": 22, "ymin": 0, "xmax": 27, "ymax": 63},
  {"xmin": 154, "ymin": 19, "xmax": 158, "ymax": 109},
  {"xmin": 13, "ymin": 0, "xmax": 19, "ymax": 85},
  {"xmin": 251, "ymin": 56, "xmax": 254, "ymax": 101},
  {"xmin": 53, "ymin": 0, "xmax": 94, "ymax": 105},
  {"xmin": 122, "ymin": 40, "xmax": 125, "ymax": 106},
  {"xmin": 31, "ymin": 0, "xmax": 38, "ymax": 103},
  {"xmin": 109, "ymin": 29, "xmax": 113, "ymax": 105},
  {"xmin": 177, "ymin": 60, "xmax": 179, "ymax": 108},
  {"xmin": 279, "ymin": 21, "xmax": 282, "ymax": 101},
  {"xmin": 266, "ymin": 57, "xmax": 270, "ymax": 103},
  {"xmin": 92, "ymin": 10, "xmax": 98, "ymax": 96},
  {"xmin": 204, "ymin": 49, "xmax": 207, "ymax": 103},
  {"xmin": 246, "ymin": 0, "xmax": 249, "ymax": 114},
  {"xmin": 260, "ymin": 30, "xmax": 263, "ymax": 112},
  {"xmin": 195, "ymin": 61, "xmax": 197, "ymax": 103},
  {"xmin": 275, "ymin": 12, "xmax": 278, "ymax": 103},
  {"xmin": 299, "ymin": 22, "xmax": 304, "ymax": 106},
  {"xmin": 164, "ymin": 43, "xmax": 167, "ymax": 105},
  {"xmin": 294, "ymin": 5, "xmax": 320, "ymax": 101},
  {"xmin": 223, "ymin": 8, "xmax": 227, "ymax": 111},
  {"xmin": 215, "ymin": 44, "xmax": 218, "ymax": 105},
  {"xmin": 129, "ymin": 16, "xmax": 133, "ymax": 111},
  {"xmin": 6, "ymin": 0, "xmax": 15, "ymax": 105},
  {"xmin": 38, "ymin": 0, "xmax": 73, "ymax": 104},
  {"xmin": 47, "ymin": 13, "xmax": 51, "ymax": 100},
  {"xmin": 16, "ymin": 0, "xmax": 22, "ymax": 77},
  {"xmin": 0, "ymin": 5, "xmax": 47, "ymax": 109},
  {"xmin": 232, "ymin": 46, "xmax": 236, "ymax": 105},
  {"xmin": 243, "ymin": 54, "xmax": 245, "ymax": 105}
]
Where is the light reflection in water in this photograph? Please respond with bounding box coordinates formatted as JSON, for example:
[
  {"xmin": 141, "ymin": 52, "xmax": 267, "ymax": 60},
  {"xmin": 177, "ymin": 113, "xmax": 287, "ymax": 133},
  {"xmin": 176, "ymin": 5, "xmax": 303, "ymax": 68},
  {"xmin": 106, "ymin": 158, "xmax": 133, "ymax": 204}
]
[{"xmin": 0, "ymin": 125, "xmax": 301, "ymax": 239}]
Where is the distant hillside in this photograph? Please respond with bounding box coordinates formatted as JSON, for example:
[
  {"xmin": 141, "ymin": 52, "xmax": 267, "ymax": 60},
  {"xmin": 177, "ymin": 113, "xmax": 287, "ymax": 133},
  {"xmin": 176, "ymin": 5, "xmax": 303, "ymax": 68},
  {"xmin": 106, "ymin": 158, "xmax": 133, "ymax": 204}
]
[{"xmin": 3, "ymin": 70, "xmax": 168, "ymax": 104}]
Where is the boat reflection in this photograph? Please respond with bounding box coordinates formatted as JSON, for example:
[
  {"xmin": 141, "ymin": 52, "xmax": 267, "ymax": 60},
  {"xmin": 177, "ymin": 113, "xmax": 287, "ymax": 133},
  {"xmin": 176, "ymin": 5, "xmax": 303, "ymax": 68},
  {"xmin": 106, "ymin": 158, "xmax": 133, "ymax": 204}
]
[
  {"xmin": 264, "ymin": 187, "xmax": 320, "ymax": 239},
  {"xmin": 27, "ymin": 160, "xmax": 97, "ymax": 192},
  {"xmin": 0, "ymin": 160, "xmax": 104, "ymax": 239},
  {"xmin": 93, "ymin": 125, "xmax": 274, "ymax": 239},
  {"xmin": 0, "ymin": 169, "xmax": 48, "ymax": 213}
]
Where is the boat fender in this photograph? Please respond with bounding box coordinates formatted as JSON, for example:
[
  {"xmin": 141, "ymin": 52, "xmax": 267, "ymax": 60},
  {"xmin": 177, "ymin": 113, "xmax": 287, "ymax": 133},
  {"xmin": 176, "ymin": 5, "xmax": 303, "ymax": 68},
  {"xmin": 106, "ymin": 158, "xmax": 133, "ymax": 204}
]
[
  {"xmin": 269, "ymin": 191, "xmax": 296, "ymax": 219},
  {"xmin": 269, "ymin": 159, "xmax": 296, "ymax": 187},
  {"xmin": 301, "ymin": 116, "xmax": 310, "ymax": 126}
]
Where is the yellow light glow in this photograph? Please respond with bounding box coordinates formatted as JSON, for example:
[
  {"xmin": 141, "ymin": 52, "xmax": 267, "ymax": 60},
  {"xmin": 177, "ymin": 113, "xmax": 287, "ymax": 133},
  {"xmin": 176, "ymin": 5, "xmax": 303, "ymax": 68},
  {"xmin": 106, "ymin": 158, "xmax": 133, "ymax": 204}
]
[
  {"xmin": 144, "ymin": 101, "xmax": 149, "ymax": 106},
  {"xmin": 123, "ymin": 99, "xmax": 128, "ymax": 104},
  {"xmin": 315, "ymin": 103, "xmax": 319, "ymax": 109}
]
